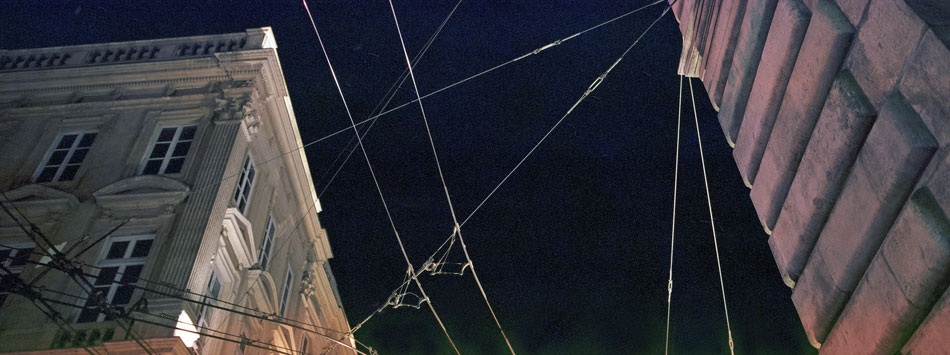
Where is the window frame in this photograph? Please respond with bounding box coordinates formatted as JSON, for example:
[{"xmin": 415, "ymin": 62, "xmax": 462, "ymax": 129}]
[
  {"xmin": 278, "ymin": 264, "xmax": 293, "ymax": 316},
  {"xmin": 32, "ymin": 130, "xmax": 98, "ymax": 183},
  {"xmin": 197, "ymin": 269, "xmax": 222, "ymax": 329},
  {"xmin": 76, "ymin": 235, "xmax": 154, "ymax": 323},
  {"xmin": 0, "ymin": 242, "xmax": 36, "ymax": 309},
  {"xmin": 233, "ymin": 155, "xmax": 256, "ymax": 215},
  {"xmin": 258, "ymin": 215, "xmax": 276, "ymax": 270},
  {"xmin": 139, "ymin": 124, "xmax": 199, "ymax": 176}
]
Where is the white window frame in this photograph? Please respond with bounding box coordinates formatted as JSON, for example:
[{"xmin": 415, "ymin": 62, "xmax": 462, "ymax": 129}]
[
  {"xmin": 32, "ymin": 130, "xmax": 98, "ymax": 183},
  {"xmin": 233, "ymin": 155, "xmax": 256, "ymax": 214},
  {"xmin": 139, "ymin": 124, "xmax": 198, "ymax": 175},
  {"xmin": 77, "ymin": 235, "xmax": 153, "ymax": 323},
  {"xmin": 0, "ymin": 243, "xmax": 36, "ymax": 309},
  {"xmin": 198, "ymin": 269, "xmax": 221, "ymax": 329},
  {"xmin": 258, "ymin": 215, "xmax": 276, "ymax": 270},
  {"xmin": 278, "ymin": 265, "xmax": 293, "ymax": 316}
]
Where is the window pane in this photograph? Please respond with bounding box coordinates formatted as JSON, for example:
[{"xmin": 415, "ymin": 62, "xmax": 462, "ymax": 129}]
[
  {"xmin": 121, "ymin": 265, "xmax": 143, "ymax": 283},
  {"xmin": 247, "ymin": 165, "xmax": 255, "ymax": 184},
  {"xmin": 94, "ymin": 267, "xmax": 118, "ymax": 285},
  {"xmin": 180, "ymin": 126, "xmax": 197, "ymax": 140},
  {"xmin": 47, "ymin": 150, "xmax": 68, "ymax": 165},
  {"xmin": 165, "ymin": 158, "xmax": 185, "ymax": 174},
  {"xmin": 68, "ymin": 148, "xmax": 89, "ymax": 164},
  {"xmin": 36, "ymin": 168, "xmax": 57, "ymax": 183},
  {"xmin": 143, "ymin": 160, "xmax": 162, "ymax": 175},
  {"xmin": 10, "ymin": 248, "xmax": 33, "ymax": 266},
  {"xmin": 59, "ymin": 165, "xmax": 80, "ymax": 181},
  {"xmin": 77, "ymin": 307, "xmax": 100, "ymax": 323},
  {"xmin": 130, "ymin": 240, "xmax": 152, "ymax": 258},
  {"xmin": 172, "ymin": 141, "xmax": 191, "ymax": 157},
  {"xmin": 57, "ymin": 134, "xmax": 77, "ymax": 149},
  {"xmin": 112, "ymin": 285, "xmax": 134, "ymax": 305},
  {"xmin": 78, "ymin": 133, "xmax": 97, "ymax": 148},
  {"xmin": 158, "ymin": 128, "xmax": 177, "ymax": 142},
  {"xmin": 106, "ymin": 242, "xmax": 129, "ymax": 259},
  {"xmin": 150, "ymin": 143, "xmax": 170, "ymax": 158}
]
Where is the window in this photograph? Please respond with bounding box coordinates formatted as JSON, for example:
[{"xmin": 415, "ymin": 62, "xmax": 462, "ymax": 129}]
[
  {"xmin": 300, "ymin": 336, "xmax": 309, "ymax": 355},
  {"xmin": 34, "ymin": 131, "xmax": 97, "ymax": 182},
  {"xmin": 258, "ymin": 215, "xmax": 276, "ymax": 270},
  {"xmin": 238, "ymin": 329, "xmax": 248, "ymax": 354},
  {"xmin": 0, "ymin": 244, "xmax": 35, "ymax": 309},
  {"xmin": 278, "ymin": 265, "xmax": 293, "ymax": 316},
  {"xmin": 198, "ymin": 270, "xmax": 221, "ymax": 329},
  {"xmin": 141, "ymin": 125, "xmax": 197, "ymax": 175},
  {"xmin": 77, "ymin": 236, "xmax": 153, "ymax": 323},
  {"xmin": 233, "ymin": 155, "xmax": 256, "ymax": 214}
]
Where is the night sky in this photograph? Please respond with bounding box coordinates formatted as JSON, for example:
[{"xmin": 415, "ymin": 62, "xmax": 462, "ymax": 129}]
[{"xmin": 3, "ymin": 1, "xmax": 816, "ymax": 354}]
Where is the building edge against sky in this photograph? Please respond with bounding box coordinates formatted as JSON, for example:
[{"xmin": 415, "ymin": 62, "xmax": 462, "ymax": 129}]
[{"xmin": 0, "ymin": 27, "xmax": 353, "ymax": 354}]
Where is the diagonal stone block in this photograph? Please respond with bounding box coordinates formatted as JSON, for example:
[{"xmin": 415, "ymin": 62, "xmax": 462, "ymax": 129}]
[
  {"xmin": 717, "ymin": 0, "xmax": 778, "ymax": 147},
  {"xmin": 899, "ymin": 28, "xmax": 950, "ymax": 145},
  {"xmin": 830, "ymin": 0, "xmax": 870, "ymax": 26},
  {"xmin": 769, "ymin": 71, "xmax": 876, "ymax": 287},
  {"xmin": 791, "ymin": 93, "xmax": 937, "ymax": 346},
  {"xmin": 733, "ymin": 0, "xmax": 810, "ymax": 188},
  {"xmin": 751, "ymin": 0, "xmax": 855, "ymax": 232},
  {"xmin": 701, "ymin": 0, "xmax": 747, "ymax": 109},
  {"xmin": 903, "ymin": 284, "xmax": 950, "ymax": 354},
  {"xmin": 820, "ymin": 189, "xmax": 950, "ymax": 354},
  {"xmin": 844, "ymin": 0, "xmax": 928, "ymax": 109}
]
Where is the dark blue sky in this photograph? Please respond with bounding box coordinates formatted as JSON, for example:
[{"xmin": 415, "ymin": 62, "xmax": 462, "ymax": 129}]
[{"xmin": 3, "ymin": 1, "xmax": 814, "ymax": 353}]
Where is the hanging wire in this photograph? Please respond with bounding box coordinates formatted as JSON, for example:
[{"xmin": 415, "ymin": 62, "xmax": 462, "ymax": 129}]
[
  {"xmin": 665, "ymin": 75, "xmax": 683, "ymax": 355},
  {"xmin": 177, "ymin": 0, "xmax": 665, "ymax": 201},
  {"xmin": 301, "ymin": 1, "xmax": 461, "ymax": 353},
  {"xmin": 688, "ymin": 78, "xmax": 735, "ymax": 355}
]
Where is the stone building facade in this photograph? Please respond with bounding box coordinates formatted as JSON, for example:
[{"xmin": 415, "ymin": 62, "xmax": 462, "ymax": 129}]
[
  {"xmin": 0, "ymin": 28, "xmax": 352, "ymax": 354},
  {"xmin": 670, "ymin": 0, "xmax": 949, "ymax": 353}
]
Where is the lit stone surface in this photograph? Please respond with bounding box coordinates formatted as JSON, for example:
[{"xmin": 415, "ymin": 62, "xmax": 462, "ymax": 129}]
[
  {"xmin": 701, "ymin": 0, "xmax": 747, "ymax": 109},
  {"xmin": 820, "ymin": 189, "xmax": 950, "ymax": 354},
  {"xmin": 768, "ymin": 71, "xmax": 875, "ymax": 286},
  {"xmin": 791, "ymin": 94, "xmax": 937, "ymax": 346},
  {"xmin": 898, "ymin": 28, "xmax": 950, "ymax": 145},
  {"xmin": 717, "ymin": 0, "xmax": 778, "ymax": 146},
  {"xmin": 903, "ymin": 284, "xmax": 950, "ymax": 354},
  {"xmin": 733, "ymin": 0, "xmax": 810, "ymax": 187},
  {"xmin": 844, "ymin": 0, "xmax": 927, "ymax": 109},
  {"xmin": 751, "ymin": 0, "xmax": 854, "ymax": 232}
]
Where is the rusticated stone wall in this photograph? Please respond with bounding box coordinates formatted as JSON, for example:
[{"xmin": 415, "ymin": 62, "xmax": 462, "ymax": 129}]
[{"xmin": 671, "ymin": 0, "xmax": 950, "ymax": 352}]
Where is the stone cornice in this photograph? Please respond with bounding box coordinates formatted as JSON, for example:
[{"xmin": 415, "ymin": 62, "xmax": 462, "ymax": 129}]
[{"xmin": 92, "ymin": 175, "xmax": 190, "ymax": 213}]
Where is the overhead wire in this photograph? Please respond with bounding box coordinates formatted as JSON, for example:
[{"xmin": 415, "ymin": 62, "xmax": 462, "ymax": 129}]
[
  {"xmin": 0, "ymin": 198, "xmax": 158, "ymax": 355},
  {"xmin": 183, "ymin": 0, "xmax": 665, "ymax": 200},
  {"xmin": 460, "ymin": 2, "xmax": 673, "ymax": 229},
  {"xmin": 317, "ymin": 0, "xmax": 463, "ymax": 198},
  {"xmin": 665, "ymin": 75, "xmax": 683, "ymax": 355},
  {"xmin": 386, "ymin": 0, "xmax": 516, "ymax": 353},
  {"xmin": 301, "ymin": 0, "xmax": 460, "ymax": 353},
  {"xmin": 687, "ymin": 77, "xmax": 735, "ymax": 354}
]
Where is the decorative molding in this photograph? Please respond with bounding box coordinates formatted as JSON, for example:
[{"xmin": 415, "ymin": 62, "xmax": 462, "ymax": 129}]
[
  {"xmin": 0, "ymin": 184, "xmax": 80, "ymax": 217},
  {"xmin": 92, "ymin": 175, "xmax": 190, "ymax": 212},
  {"xmin": 221, "ymin": 208, "xmax": 257, "ymax": 269}
]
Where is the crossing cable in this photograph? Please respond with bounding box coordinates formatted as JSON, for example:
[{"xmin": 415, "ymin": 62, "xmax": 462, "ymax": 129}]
[
  {"xmin": 332, "ymin": 6, "xmax": 675, "ymax": 347},
  {"xmin": 687, "ymin": 77, "xmax": 735, "ymax": 354},
  {"xmin": 302, "ymin": 1, "xmax": 461, "ymax": 353},
  {"xmin": 183, "ymin": 0, "xmax": 665, "ymax": 200},
  {"xmin": 0, "ymin": 264, "xmax": 103, "ymax": 355},
  {"xmin": 0, "ymin": 198, "xmax": 158, "ymax": 355},
  {"xmin": 386, "ymin": 1, "xmax": 516, "ymax": 353},
  {"xmin": 12, "ymin": 253, "xmax": 368, "ymax": 355},
  {"xmin": 1, "ymin": 242, "xmax": 359, "ymax": 347},
  {"xmin": 665, "ymin": 75, "xmax": 683, "ymax": 355},
  {"xmin": 317, "ymin": 0, "xmax": 462, "ymax": 198},
  {"xmin": 460, "ymin": 3, "xmax": 673, "ymax": 229},
  {"xmin": 26, "ymin": 290, "xmax": 303, "ymax": 355}
]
